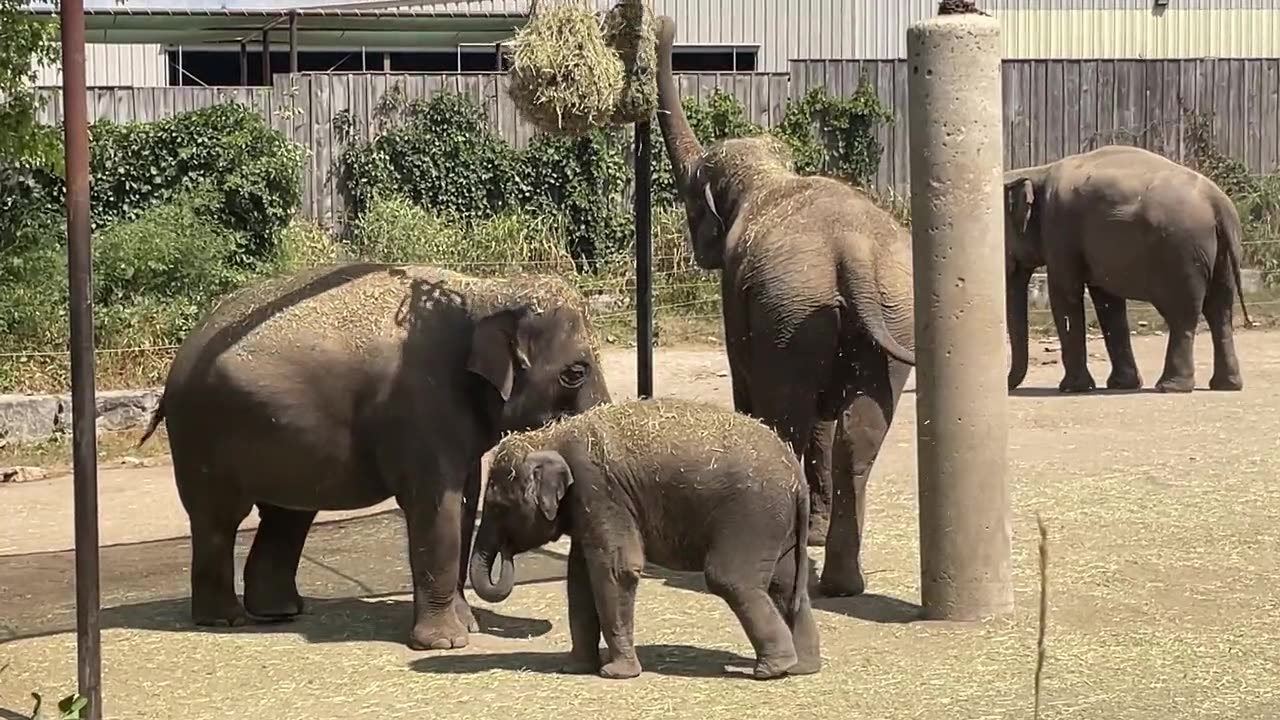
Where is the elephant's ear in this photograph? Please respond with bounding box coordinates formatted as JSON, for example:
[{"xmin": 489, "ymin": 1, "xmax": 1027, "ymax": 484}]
[
  {"xmin": 1006, "ymin": 177, "xmax": 1035, "ymax": 235},
  {"xmin": 467, "ymin": 308, "xmax": 531, "ymax": 402},
  {"xmin": 525, "ymin": 450, "xmax": 574, "ymax": 522}
]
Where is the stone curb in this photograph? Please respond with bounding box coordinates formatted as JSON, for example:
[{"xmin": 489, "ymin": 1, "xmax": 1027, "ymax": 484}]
[{"xmin": 0, "ymin": 387, "xmax": 162, "ymax": 446}]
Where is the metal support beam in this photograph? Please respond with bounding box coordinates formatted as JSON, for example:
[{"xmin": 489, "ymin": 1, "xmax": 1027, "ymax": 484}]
[
  {"xmin": 239, "ymin": 40, "xmax": 248, "ymax": 85},
  {"xmin": 634, "ymin": 121, "xmax": 654, "ymax": 399},
  {"xmin": 60, "ymin": 0, "xmax": 102, "ymax": 716},
  {"xmin": 261, "ymin": 29, "xmax": 270, "ymax": 85},
  {"xmin": 289, "ymin": 11, "xmax": 299, "ymax": 73}
]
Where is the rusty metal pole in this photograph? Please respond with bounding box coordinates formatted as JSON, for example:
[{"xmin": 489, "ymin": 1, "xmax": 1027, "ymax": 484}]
[
  {"xmin": 634, "ymin": 121, "xmax": 653, "ymax": 399},
  {"xmin": 289, "ymin": 11, "xmax": 299, "ymax": 74},
  {"xmin": 60, "ymin": 0, "xmax": 103, "ymax": 714}
]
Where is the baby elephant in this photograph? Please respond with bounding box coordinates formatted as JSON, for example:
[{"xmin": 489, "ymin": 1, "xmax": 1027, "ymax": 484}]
[{"xmin": 468, "ymin": 398, "xmax": 820, "ymax": 680}]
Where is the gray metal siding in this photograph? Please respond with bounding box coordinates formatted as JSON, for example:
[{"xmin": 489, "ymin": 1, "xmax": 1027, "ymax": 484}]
[{"xmin": 34, "ymin": 43, "xmax": 167, "ymax": 87}]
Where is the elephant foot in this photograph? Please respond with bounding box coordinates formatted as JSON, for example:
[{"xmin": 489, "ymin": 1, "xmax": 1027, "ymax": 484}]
[
  {"xmin": 789, "ymin": 653, "xmax": 821, "ymax": 676},
  {"xmin": 816, "ymin": 566, "xmax": 866, "ymax": 598},
  {"xmin": 409, "ymin": 613, "xmax": 470, "ymax": 651},
  {"xmin": 752, "ymin": 651, "xmax": 799, "ymax": 680},
  {"xmin": 244, "ymin": 581, "xmax": 305, "ymax": 621},
  {"xmin": 191, "ymin": 596, "xmax": 249, "ymax": 628},
  {"xmin": 1105, "ymin": 370, "xmax": 1143, "ymax": 390},
  {"xmin": 806, "ymin": 512, "xmax": 830, "ymax": 547},
  {"xmin": 1058, "ymin": 372, "xmax": 1097, "ymax": 393},
  {"xmin": 454, "ymin": 592, "xmax": 480, "ymax": 633},
  {"xmin": 599, "ymin": 656, "xmax": 642, "ymax": 680},
  {"xmin": 1154, "ymin": 376, "xmax": 1195, "ymax": 393},
  {"xmin": 561, "ymin": 647, "xmax": 606, "ymax": 675},
  {"xmin": 1209, "ymin": 373, "xmax": 1243, "ymax": 391}
]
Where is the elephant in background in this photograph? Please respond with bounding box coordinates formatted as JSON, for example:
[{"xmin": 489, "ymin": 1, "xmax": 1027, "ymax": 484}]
[
  {"xmin": 137, "ymin": 263, "xmax": 610, "ymax": 651},
  {"xmin": 653, "ymin": 15, "xmax": 917, "ymax": 596},
  {"xmin": 1004, "ymin": 144, "xmax": 1252, "ymax": 394}
]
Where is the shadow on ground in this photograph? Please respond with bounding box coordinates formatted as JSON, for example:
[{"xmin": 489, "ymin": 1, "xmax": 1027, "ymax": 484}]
[
  {"xmin": 412, "ymin": 644, "xmax": 759, "ymax": 679},
  {"xmin": 641, "ymin": 561, "xmax": 922, "ymax": 625},
  {"xmin": 0, "ymin": 510, "xmax": 567, "ymax": 647}
]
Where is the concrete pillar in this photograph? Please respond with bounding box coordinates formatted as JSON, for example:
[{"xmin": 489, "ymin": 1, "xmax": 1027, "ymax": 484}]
[{"xmin": 906, "ymin": 12, "xmax": 1014, "ymax": 621}]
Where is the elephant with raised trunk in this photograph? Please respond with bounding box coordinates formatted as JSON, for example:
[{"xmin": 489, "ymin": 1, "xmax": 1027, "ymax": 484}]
[
  {"xmin": 652, "ymin": 15, "xmax": 917, "ymax": 597},
  {"xmin": 137, "ymin": 263, "xmax": 610, "ymax": 651},
  {"xmin": 1004, "ymin": 145, "xmax": 1252, "ymax": 394}
]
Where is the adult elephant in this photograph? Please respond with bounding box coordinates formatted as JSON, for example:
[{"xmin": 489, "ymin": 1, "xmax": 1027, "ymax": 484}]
[
  {"xmin": 137, "ymin": 263, "xmax": 610, "ymax": 650},
  {"xmin": 653, "ymin": 15, "xmax": 916, "ymax": 596},
  {"xmin": 1004, "ymin": 145, "xmax": 1252, "ymax": 394}
]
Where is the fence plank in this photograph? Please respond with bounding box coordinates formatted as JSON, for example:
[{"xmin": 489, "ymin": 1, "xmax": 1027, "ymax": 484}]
[{"xmin": 28, "ymin": 59, "xmax": 1277, "ymax": 221}]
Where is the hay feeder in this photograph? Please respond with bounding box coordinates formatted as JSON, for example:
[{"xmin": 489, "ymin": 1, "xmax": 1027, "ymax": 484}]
[{"xmin": 506, "ymin": 0, "xmax": 658, "ymax": 135}]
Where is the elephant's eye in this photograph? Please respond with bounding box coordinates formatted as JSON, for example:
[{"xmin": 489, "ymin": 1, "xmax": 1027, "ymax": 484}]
[{"xmin": 559, "ymin": 362, "xmax": 588, "ymax": 389}]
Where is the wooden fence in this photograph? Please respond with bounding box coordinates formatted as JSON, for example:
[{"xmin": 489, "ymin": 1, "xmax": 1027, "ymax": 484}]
[{"xmin": 34, "ymin": 58, "xmax": 1280, "ymax": 230}]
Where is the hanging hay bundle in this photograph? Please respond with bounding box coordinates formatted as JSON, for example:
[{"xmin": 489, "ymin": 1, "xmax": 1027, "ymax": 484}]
[
  {"xmin": 603, "ymin": 0, "xmax": 658, "ymax": 125},
  {"xmin": 506, "ymin": 0, "xmax": 658, "ymax": 135}
]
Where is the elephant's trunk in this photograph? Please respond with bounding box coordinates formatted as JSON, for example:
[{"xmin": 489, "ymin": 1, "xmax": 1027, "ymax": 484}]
[
  {"xmin": 468, "ymin": 526, "xmax": 515, "ymax": 603},
  {"xmin": 654, "ymin": 15, "xmax": 703, "ymax": 194},
  {"xmin": 1007, "ymin": 265, "xmax": 1033, "ymax": 391}
]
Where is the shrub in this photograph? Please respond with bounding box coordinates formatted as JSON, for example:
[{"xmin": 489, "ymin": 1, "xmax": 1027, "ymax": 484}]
[
  {"xmin": 0, "ymin": 102, "xmax": 304, "ymax": 264},
  {"xmin": 91, "ymin": 190, "xmax": 254, "ymax": 346},
  {"xmin": 347, "ymin": 194, "xmax": 577, "ymax": 275},
  {"xmin": 269, "ymin": 217, "xmax": 348, "ymax": 272}
]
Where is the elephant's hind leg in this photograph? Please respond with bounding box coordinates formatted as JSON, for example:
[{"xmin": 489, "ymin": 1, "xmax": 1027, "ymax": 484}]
[
  {"xmin": 819, "ymin": 351, "xmax": 909, "ymax": 598},
  {"xmin": 1087, "ymin": 285, "xmax": 1142, "ymax": 390},
  {"xmin": 178, "ymin": 464, "xmax": 253, "ymax": 628},
  {"xmin": 704, "ymin": 544, "xmax": 797, "ymax": 680},
  {"xmin": 803, "ymin": 421, "xmax": 835, "ymax": 547},
  {"xmin": 1154, "ymin": 311, "xmax": 1199, "ymax": 393},
  {"xmin": 767, "ymin": 544, "xmax": 820, "ymax": 675},
  {"xmin": 244, "ymin": 504, "xmax": 316, "ymax": 620},
  {"xmin": 1204, "ymin": 273, "xmax": 1244, "ymax": 391}
]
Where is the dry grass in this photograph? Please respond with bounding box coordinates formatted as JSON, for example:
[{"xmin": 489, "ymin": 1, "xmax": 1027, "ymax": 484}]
[
  {"xmin": 0, "ymin": 427, "xmax": 170, "ymax": 472},
  {"xmin": 507, "ymin": 1, "xmax": 625, "ymax": 136},
  {"xmin": 603, "ymin": 0, "xmax": 658, "ymax": 125},
  {"xmin": 2, "ymin": 332, "xmax": 1280, "ymax": 718}
]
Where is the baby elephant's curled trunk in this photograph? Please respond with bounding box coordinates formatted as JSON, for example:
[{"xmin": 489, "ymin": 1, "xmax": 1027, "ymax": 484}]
[{"xmin": 468, "ymin": 530, "xmax": 516, "ymax": 603}]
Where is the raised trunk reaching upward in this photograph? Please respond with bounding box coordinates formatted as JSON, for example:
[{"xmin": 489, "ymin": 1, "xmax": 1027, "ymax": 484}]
[
  {"xmin": 1007, "ymin": 265, "xmax": 1033, "ymax": 390},
  {"xmin": 654, "ymin": 15, "xmax": 703, "ymax": 194}
]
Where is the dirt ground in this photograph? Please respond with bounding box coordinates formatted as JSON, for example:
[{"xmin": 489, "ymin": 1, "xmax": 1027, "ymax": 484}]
[{"xmin": 2, "ymin": 330, "xmax": 1279, "ymax": 719}]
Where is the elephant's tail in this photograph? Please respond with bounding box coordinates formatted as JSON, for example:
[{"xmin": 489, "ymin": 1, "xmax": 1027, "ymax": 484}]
[
  {"xmin": 791, "ymin": 482, "xmax": 809, "ymax": 622},
  {"xmin": 838, "ymin": 258, "xmax": 917, "ymax": 366},
  {"xmin": 137, "ymin": 394, "xmax": 165, "ymax": 448},
  {"xmin": 1212, "ymin": 188, "xmax": 1254, "ymax": 328}
]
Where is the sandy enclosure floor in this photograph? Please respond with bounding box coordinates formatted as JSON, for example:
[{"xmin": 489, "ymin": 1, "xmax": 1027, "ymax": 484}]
[{"xmin": 2, "ymin": 330, "xmax": 1279, "ymax": 719}]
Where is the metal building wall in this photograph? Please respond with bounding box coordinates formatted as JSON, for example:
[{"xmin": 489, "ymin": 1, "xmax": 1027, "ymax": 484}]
[{"xmin": 35, "ymin": 43, "xmax": 167, "ymax": 87}]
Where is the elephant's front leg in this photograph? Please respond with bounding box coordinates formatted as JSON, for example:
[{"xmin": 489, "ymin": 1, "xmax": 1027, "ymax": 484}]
[
  {"xmin": 400, "ymin": 473, "xmax": 470, "ymax": 651},
  {"xmin": 584, "ymin": 538, "xmax": 644, "ymax": 679},
  {"xmin": 453, "ymin": 459, "xmax": 482, "ymax": 633},
  {"xmin": 1048, "ymin": 272, "xmax": 1097, "ymax": 393},
  {"xmin": 819, "ymin": 355, "xmax": 909, "ymax": 598},
  {"xmin": 1087, "ymin": 284, "xmax": 1142, "ymax": 390},
  {"xmin": 562, "ymin": 539, "xmax": 604, "ymax": 674}
]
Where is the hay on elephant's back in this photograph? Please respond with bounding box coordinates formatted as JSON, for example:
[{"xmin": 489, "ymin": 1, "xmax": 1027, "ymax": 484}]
[{"xmin": 507, "ymin": 1, "xmax": 625, "ymax": 136}]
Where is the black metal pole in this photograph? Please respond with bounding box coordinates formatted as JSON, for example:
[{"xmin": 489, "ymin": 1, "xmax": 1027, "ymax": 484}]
[
  {"xmin": 61, "ymin": 0, "xmax": 102, "ymax": 716},
  {"xmin": 288, "ymin": 11, "xmax": 299, "ymax": 74},
  {"xmin": 261, "ymin": 29, "xmax": 270, "ymax": 85},
  {"xmin": 634, "ymin": 121, "xmax": 653, "ymax": 399},
  {"xmin": 239, "ymin": 40, "xmax": 248, "ymax": 86}
]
